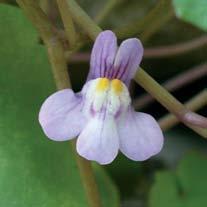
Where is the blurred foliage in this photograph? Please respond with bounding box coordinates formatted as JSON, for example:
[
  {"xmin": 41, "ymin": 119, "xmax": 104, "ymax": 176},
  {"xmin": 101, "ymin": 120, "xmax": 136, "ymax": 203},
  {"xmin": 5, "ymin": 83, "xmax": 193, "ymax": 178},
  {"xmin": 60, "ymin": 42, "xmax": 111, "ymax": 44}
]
[
  {"xmin": 173, "ymin": 0, "xmax": 207, "ymax": 32},
  {"xmin": 78, "ymin": 0, "xmax": 155, "ymax": 28},
  {"xmin": 149, "ymin": 152, "xmax": 207, "ymax": 207},
  {"xmin": 105, "ymin": 154, "xmax": 142, "ymax": 197},
  {"xmin": 0, "ymin": 4, "xmax": 119, "ymax": 207}
]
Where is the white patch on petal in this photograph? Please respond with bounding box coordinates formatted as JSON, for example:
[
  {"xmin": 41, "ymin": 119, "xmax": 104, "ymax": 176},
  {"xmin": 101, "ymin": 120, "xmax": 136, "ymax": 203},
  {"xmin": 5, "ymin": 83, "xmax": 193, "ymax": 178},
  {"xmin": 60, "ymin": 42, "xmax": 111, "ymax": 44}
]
[
  {"xmin": 82, "ymin": 78, "xmax": 131, "ymax": 118},
  {"xmin": 107, "ymin": 90, "xmax": 121, "ymax": 114}
]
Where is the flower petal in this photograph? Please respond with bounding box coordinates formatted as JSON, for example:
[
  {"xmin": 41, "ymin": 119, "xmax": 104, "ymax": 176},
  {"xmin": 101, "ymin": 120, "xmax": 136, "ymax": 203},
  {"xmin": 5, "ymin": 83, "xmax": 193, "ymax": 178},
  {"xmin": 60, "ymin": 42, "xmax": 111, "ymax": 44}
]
[
  {"xmin": 117, "ymin": 109, "xmax": 164, "ymax": 161},
  {"xmin": 77, "ymin": 113, "xmax": 119, "ymax": 164},
  {"xmin": 88, "ymin": 30, "xmax": 117, "ymax": 81},
  {"xmin": 112, "ymin": 38, "xmax": 143, "ymax": 86},
  {"xmin": 39, "ymin": 89, "xmax": 86, "ymax": 141}
]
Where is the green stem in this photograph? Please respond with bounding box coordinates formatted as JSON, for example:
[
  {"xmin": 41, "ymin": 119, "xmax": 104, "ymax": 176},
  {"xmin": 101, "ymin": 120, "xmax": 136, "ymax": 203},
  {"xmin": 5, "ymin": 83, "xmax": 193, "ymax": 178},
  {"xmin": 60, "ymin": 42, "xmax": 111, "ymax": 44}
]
[
  {"xmin": 114, "ymin": 0, "xmax": 167, "ymax": 39},
  {"xmin": 16, "ymin": 1, "xmax": 102, "ymax": 207},
  {"xmin": 133, "ymin": 62, "xmax": 207, "ymax": 109},
  {"xmin": 140, "ymin": 2, "xmax": 174, "ymax": 43},
  {"xmin": 159, "ymin": 90, "xmax": 207, "ymax": 132},
  {"xmin": 135, "ymin": 69, "xmax": 207, "ymax": 137},
  {"xmin": 39, "ymin": 0, "xmax": 49, "ymax": 14},
  {"xmin": 56, "ymin": 0, "xmax": 77, "ymax": 48},
  {"xmin": 115, "ymin": 0, "xmax": 173, "ymax": 42},
  {"xmin": 65, "ymin": 0, "xmax": 102, "ymax": 40},
  {"xmin": 95, "ymin": 0, "xmax": 123, "ymax": 25}
]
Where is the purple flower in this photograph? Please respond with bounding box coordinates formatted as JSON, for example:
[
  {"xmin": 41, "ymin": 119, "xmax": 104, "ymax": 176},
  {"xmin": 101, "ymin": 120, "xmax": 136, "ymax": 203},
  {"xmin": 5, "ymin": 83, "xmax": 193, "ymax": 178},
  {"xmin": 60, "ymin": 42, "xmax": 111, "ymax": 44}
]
[{"xmin": 39, "ymin": 31, "xmax": 164, "ymax": 165}]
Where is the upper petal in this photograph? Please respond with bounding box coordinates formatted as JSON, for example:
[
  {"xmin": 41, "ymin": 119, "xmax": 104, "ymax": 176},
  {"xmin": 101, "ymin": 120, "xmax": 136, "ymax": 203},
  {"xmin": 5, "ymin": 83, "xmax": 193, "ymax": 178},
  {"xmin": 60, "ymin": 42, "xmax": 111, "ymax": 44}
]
[
  {"xmin": 112, "ymin": 38, "xmax": 143, "ymax": 86},
  {"xmin": 88, "ymin": 30, "xmax": 117, "ymax": 81},
  {"xmin": 77, "ymin": 113, "xmax": 119, "ymax": 165},
  {"xmin": 117, "ymin": 109, "xmax": 164, "ymax": 161},
  {"xmin": 39, "ymin": 89, "xmax": 86, "ymax": 141}
]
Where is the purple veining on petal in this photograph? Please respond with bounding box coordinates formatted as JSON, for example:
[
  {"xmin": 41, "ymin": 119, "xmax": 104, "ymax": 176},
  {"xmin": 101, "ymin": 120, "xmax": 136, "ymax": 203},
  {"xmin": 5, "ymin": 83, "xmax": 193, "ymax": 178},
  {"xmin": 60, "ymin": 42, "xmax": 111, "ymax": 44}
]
[
  {"xmin": 113, "ymin": 38, "xmax": 143, "ymax": 86},
  {"xmin": 105, "ymin": 60, "xmax": 114, "ymax": 78},
  {"xmin": 87, "ymin": 30, "xmax": 117, "ymax": 81},
  {"xmin": 116, "ymin": 57, "xmax": 130, "ymax": 80},
  {"xmin": 123, "ymin": 51, "xmax": 140, "ymax": 85},
  {"xmin": 117, "ymin": 107, "xmax": 164, "ymax": 161},
  {"xmin": 88, "ymin": 31, "xmax": 143, "ymax": 85},
  {"xmin": 90, "ymin": 103, "xmax": 97, "ymax": 117},
  {"xmin": 114, "ymin": 105, "xmax": 125, "ymax": 119},
  {"xmin": 102, "ymin": 37, "xmax": 114, "ymax": 77},
  {"xmin": 98, "ymin": 43, "xmax": 103, "ymax": 77}
]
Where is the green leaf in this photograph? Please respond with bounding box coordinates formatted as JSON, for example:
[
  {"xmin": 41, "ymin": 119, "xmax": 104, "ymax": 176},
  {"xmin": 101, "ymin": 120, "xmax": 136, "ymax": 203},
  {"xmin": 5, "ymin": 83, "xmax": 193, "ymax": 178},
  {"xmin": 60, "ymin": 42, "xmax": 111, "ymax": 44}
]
[
  {"xmin": 149, "ymin": 152, "xmax": 207, "ymax": 207},
  {"xmin": 173, "ymin": 0, "xmax": 207, "ymax": 31},
  {"xmin": 149, "ymin": 172, "xmax": 181, "ymax": 207},
  {"xmin": 0, "ymin": 4, "xmax": 119, "ymax": 207},
  {"xmin": 105, "ymin": 154, "xmax": 141, "ymax": 197}
]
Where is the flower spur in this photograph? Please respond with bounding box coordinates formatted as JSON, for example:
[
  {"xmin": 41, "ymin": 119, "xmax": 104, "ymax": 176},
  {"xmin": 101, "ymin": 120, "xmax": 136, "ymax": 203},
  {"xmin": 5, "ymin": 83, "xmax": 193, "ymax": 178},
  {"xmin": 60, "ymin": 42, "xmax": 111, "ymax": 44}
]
[{"xmin": 39, "ymin": 30, "xmax": 164, "ymax": 165}]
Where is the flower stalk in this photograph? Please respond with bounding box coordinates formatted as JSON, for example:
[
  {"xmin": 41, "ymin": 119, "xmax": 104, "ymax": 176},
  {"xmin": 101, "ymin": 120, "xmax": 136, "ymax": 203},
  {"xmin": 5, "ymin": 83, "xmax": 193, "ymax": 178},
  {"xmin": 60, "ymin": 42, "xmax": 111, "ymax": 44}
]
[
  {"xmin": 94, "ymin": 0, "xmax": 123, "ymax": 25},
  {"xmin": 65, "ymin": 0, "xmax": 102, "ymax": 40},
  {"xmin": 16, "ymin": 1, "xmax": 102, "ymax": 207},
  {"xmin": 115, "ymin": 0, "xmax": 171, "ymax": 39},
  {"xmin": 159, "ymin": 90, "xmax": 207, "ymax": 131},
  {"xmin": 135, "ymin": 69, "xmax": 207, "ymax": 137},
  {"xmin": 140, "ymin": 2, "xmax": 174, "ymax": 42},
  {"xmin": 133, "ymin": 63, "xmax": 207, "ymax": 109},
  {"xmin": 56, "ymin": 0, "xmax": 77, "ymax": 49}
]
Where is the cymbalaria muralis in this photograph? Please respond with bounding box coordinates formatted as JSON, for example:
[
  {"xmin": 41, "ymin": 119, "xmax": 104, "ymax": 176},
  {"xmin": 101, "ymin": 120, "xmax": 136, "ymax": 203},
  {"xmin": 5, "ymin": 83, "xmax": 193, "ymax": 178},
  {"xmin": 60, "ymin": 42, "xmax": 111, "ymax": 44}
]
[{"xmin": 39, "ymin": 30, "xmax": 164, "ymax": 164}]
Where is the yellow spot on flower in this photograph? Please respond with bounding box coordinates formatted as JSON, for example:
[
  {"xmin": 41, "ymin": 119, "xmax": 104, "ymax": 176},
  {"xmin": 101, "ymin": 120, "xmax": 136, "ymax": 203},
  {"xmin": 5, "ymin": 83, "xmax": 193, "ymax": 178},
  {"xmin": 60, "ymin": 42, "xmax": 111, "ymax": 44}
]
[
  {"xmin": 111, "ymin": 79, "xmax": 123, "ymax": 94},
  {"xmin": 96, "ymin": 78, "xmax": 110, "ymax": 92}
]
